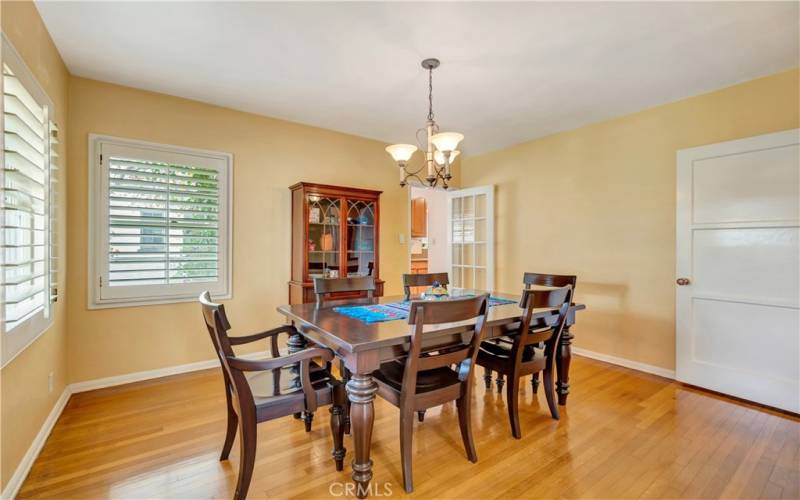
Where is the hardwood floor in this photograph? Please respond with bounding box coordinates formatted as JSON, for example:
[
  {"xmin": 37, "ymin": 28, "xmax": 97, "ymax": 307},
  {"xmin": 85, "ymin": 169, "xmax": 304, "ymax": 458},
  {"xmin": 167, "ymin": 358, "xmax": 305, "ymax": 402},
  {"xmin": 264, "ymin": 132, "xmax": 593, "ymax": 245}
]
[{"xmin": 19, "ymin": 355, "xmax": 799, "ymax": 499}]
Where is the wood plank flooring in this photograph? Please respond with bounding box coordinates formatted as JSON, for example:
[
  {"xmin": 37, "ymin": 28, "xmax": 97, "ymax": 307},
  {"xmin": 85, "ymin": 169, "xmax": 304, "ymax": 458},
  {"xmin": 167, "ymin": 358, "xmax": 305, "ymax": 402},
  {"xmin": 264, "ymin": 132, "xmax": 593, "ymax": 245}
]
[{"xmin": 18, "ymin": 355, "xmax": 799, "ymax": 499}]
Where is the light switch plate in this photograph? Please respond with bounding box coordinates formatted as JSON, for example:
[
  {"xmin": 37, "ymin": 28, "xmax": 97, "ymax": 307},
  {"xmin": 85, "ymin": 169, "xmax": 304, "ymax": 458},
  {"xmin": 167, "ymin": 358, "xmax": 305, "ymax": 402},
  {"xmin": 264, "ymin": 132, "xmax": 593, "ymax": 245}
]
[{"xmin": 399, "ymin": 233, "xmax": 406, "ymax": 244}]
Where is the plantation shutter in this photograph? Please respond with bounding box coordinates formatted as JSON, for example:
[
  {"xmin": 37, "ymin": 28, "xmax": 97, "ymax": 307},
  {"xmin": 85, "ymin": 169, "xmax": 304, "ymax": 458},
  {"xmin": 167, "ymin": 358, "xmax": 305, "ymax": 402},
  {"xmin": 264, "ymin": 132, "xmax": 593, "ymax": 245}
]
[
  {"xmin": 93, "ymin": 140, "xmax": 231, "ymax": 305},
  {"xmin": 2, "ymin": 62, "xmax": 54, "ymax": 336}
]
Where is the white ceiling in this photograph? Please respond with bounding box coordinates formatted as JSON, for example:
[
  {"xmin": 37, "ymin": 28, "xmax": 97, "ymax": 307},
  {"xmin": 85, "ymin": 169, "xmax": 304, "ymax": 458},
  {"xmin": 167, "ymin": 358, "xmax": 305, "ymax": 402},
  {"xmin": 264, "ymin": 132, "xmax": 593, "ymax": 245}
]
[{"xmin": 36, "ymin": 1, "xmax": 799, "ymax": 156}]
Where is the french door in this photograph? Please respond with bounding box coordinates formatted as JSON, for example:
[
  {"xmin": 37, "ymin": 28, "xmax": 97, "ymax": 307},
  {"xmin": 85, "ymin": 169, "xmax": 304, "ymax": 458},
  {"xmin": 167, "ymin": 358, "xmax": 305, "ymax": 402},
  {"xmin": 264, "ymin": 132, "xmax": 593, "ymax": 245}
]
[
  {"xmin": 676, "ymin": 129, "xmax": 800, "ymax": 412},
  {"xmin": 448, "ymin": 185, "xmax": 494, "ymax": 291}
]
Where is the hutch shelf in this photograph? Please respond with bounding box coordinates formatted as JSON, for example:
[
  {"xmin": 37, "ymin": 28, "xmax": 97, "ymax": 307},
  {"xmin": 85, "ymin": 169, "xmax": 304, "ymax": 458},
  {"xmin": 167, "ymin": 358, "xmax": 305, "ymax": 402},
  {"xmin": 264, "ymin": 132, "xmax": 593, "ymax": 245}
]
[{"xmin": 288, "ymin": 182, "xmax": 384, "ymax": 304}]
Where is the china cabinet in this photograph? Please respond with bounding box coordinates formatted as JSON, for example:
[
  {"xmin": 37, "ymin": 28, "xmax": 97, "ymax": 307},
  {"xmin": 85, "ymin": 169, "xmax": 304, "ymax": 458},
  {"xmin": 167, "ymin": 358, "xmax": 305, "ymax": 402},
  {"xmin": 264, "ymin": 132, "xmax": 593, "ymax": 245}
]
[{"xmin": 288, "ymin": 182, "xmax": 384, "ymax": 304}]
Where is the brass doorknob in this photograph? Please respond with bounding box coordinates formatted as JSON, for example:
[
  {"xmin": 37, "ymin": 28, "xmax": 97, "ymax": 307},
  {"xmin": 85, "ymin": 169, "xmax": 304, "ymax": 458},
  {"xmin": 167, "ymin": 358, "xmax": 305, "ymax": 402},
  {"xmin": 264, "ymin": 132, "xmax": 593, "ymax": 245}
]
[{"xmin": 676, "ymin": 278, "xmax": 691, "ymax": 286}]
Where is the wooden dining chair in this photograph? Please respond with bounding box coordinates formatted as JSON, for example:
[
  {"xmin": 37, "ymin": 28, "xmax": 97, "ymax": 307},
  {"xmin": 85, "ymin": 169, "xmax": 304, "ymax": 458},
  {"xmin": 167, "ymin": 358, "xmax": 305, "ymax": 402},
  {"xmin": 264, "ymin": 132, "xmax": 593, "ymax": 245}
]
[
  {"xmin": 199, "ymin": 292, "xmax": 347, "ymax": 500},
  {"xmin": 371, "ymin": 294, "xmax": 489, "ymax": 493},
  {"xmin": 402, "ymin": 272, "xmax": 449, "ymax": 300},
  {"xmin": 314, "ymin": 276, "xmax": 376, "ymax": 305},
  {"xmin": 476, "ymin": 285, "xmax": 573, "ymax": 439},
  {"xmin": 485, "ymin": 272, "xmax": 577, "ymax": 393}
]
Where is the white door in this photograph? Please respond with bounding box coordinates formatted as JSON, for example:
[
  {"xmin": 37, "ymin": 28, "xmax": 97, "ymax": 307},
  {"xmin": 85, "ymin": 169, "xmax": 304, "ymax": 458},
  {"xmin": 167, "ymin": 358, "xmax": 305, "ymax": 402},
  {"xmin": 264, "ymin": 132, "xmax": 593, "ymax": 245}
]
[
  {"xmin": 448, "ymin": 185, "xmax": 494, "ymax": 291},
  {"xmin": 676, "ymin": 129, "xmax": 800, "ymax": 413}
]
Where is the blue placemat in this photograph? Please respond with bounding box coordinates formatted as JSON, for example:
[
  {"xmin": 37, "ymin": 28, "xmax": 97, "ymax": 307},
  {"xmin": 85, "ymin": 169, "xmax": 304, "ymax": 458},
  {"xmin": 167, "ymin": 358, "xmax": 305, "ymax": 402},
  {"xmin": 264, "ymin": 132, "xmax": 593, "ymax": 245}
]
[{"xmin": 334, "ymin": 295, "xmax": 517, "ymax": 324}]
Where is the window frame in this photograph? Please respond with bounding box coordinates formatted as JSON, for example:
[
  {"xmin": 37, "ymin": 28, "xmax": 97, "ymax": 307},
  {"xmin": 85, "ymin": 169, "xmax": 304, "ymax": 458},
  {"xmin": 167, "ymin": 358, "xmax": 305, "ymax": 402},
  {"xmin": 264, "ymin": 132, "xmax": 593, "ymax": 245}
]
[
  {"xmin": 1, "ymin": 33, "xmax": 59, "ymax": 367},
  {"xmin": 88, "ymin": 134, "xmax": 233, "ymax": 309}
]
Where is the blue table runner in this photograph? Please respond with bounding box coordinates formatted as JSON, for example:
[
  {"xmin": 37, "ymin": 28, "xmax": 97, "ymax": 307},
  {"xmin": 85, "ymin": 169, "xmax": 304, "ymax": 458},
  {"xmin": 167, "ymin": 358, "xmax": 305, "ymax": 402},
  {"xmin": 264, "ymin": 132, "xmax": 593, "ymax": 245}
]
[{"xmin": 333, "ymin": 295, "xmax": 517, "ymax": 324}]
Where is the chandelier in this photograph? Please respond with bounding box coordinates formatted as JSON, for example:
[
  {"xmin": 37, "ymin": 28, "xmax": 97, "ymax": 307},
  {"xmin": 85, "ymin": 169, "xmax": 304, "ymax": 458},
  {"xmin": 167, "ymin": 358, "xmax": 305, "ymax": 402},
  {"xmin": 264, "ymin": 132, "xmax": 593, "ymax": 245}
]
[{"xmin": 385, "ymin": 58, "xmax": 463, "ymax": 189}]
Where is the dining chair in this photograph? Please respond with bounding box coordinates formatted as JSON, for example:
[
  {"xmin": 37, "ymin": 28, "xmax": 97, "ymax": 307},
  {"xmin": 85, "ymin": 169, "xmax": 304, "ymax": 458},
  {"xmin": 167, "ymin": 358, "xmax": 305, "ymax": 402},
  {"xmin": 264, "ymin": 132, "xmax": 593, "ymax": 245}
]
[
  {"xmin": 485, "ymin": 272, "xmax": 577, "ymax": 394},
  {"xmin": 199, "ymin": 292, "xmax": 347, "ymax": 500},
  {"xmin": 476, "ymin": 285, "xmax": 573, "ymax": 439},
  {"xmin": 314, "ymin": 276, "xmax": 376, "ymax": 305},
  {"xmin": 313, "ymin": 275, "xmax": 376, "ymax": 432},
  {"xmin": 371, "ymin": 294, "xmax": 489, "ymax": 493},
  {"xmin": 402, "ymin": 272, "xmax": 449, "ymax": 300}
]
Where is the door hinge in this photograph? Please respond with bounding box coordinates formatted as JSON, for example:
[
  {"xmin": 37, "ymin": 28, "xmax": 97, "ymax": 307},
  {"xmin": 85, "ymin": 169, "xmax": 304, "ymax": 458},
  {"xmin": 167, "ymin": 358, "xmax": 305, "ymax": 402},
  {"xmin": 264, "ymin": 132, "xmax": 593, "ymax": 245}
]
[
  {"xmin": 99, "ymin": 276, "xmax": 103, "ymax": 287},
  {"xmin": 99, "ymin": 154, "xmax": 103, "ymax": 165}
]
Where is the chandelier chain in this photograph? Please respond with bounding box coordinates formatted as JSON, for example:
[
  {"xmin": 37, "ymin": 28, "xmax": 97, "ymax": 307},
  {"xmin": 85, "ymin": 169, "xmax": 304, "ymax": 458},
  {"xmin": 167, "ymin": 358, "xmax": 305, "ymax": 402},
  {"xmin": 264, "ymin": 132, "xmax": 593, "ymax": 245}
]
[{"xmin": 427, "ymin": 67, "xmax": 434, "ymax": 122}]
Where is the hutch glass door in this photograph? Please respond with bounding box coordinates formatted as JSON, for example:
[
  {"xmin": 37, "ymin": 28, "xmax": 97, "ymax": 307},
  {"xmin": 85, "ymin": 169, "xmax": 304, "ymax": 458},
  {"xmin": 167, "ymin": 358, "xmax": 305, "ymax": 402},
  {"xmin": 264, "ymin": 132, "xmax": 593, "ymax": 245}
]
[
  {"xmin": 307, "ymin": 195, "xmax": 340, "ymax": 278},
  {"xmin": 346, "ymin": 199, "xmax": 376, "ymax": 277}
]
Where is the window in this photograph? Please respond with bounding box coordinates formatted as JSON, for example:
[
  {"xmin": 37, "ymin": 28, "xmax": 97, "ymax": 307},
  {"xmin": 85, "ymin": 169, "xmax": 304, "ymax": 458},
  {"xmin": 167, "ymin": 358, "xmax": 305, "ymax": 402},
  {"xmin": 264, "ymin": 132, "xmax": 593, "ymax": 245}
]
[
  {"xmin": 89, "ymin": 135, "xmax": 232, "ymax": 308},
  {"xmin": 1, "ymin": 35, "xmax": 60, "ymax": 366}
]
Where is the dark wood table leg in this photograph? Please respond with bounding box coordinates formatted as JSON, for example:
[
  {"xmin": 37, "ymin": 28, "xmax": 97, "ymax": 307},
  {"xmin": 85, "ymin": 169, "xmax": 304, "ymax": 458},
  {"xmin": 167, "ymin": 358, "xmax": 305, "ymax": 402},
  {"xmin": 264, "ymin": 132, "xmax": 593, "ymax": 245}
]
[
  {"xmin": 556, "ymin": 325, "xmax": 573, "ymax": 405},
  {"xmin": 347, "ymin": 372, "xmax": 377, "ymax": 499}
]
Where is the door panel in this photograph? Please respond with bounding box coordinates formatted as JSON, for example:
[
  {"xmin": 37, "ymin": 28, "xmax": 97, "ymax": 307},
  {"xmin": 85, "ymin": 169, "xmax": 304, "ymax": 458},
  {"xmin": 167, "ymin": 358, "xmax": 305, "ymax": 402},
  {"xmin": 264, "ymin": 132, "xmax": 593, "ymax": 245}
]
[
  {"xmin": 677, "ymin": 129, "xmax": 800, "ymax": 413},
  {"xmin": 692, "ymin": 299, "xmax": 799, "ymax": 382},
  {"xmin": 693, "ymin": 145, "xmax": 800, "ymax": 224},
  {"xmin": 693, "ymin": 227, "xmax": 799, "ymax": 304}
]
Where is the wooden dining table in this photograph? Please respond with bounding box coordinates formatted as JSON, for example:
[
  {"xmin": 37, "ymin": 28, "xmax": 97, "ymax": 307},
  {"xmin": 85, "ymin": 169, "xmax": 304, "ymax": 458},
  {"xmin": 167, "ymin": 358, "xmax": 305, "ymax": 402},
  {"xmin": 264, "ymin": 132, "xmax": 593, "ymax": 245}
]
[{"xmin": 277, "ymin": 290, "xmax": 586, "ymax": 497}]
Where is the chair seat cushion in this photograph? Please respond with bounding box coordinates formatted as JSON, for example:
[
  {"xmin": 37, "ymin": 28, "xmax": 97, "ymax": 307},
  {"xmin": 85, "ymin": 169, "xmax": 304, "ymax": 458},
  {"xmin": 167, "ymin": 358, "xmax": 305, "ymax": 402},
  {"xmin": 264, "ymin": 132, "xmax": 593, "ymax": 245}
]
[
  {"xmin": 372, "ymin": 360, "xmax": 460, "ymax": 394},
  {"xmin": 479, "ymin": 338, "xmax": 538, "ymax": 362}
]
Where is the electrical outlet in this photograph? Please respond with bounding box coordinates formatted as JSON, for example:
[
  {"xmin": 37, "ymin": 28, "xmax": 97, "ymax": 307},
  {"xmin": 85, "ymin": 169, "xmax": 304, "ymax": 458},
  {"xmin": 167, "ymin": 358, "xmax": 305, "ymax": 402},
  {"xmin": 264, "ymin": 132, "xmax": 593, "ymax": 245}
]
[{"xmin": 48, "ymin": 371, "xmax": 54, "ymax": 393}]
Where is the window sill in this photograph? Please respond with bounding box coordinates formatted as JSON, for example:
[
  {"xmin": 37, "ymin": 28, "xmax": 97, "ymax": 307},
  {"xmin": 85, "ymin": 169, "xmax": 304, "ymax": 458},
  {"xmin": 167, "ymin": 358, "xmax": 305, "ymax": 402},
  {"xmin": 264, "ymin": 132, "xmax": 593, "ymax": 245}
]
[{"xmin": 88, "ymin": 292, "xmax": 233, "ymax": 310}]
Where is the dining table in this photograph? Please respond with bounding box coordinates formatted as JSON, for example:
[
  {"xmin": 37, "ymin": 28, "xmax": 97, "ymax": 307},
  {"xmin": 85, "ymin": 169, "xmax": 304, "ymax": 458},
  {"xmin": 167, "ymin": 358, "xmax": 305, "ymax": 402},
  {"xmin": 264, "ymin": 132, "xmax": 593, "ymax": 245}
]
[{"xmin": 277, "ymin": 290, "xmax": 586, "ymax": 498}]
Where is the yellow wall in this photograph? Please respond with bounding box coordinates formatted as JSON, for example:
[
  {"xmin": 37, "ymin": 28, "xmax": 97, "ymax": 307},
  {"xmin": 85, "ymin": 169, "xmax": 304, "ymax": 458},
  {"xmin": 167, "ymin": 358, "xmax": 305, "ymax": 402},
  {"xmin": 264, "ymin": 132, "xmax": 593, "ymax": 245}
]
[
  {"xmin": 66, "ymin": 77, "xmax": 410, "ymax": 383},
  {"xmin": 1, "ymin": 0, "xmax": 70, "ymax": 490},
  {"xmin": 461, "ymin": 68, "xmax": 800, "ymax": 371}
]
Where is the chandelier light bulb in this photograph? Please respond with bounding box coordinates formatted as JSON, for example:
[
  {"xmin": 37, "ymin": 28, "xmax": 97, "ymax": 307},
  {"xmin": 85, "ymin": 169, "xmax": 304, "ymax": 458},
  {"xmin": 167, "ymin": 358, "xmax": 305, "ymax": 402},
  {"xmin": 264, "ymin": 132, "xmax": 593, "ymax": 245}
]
[
  {"xmin": 385, "ymin": 144, "xmax": 418, "ymax": 163},
  {"xmin": 430, "ymin": 132, "xmax": 464, "ymax": 153},
  {"xmin": 434, "ymin": 150, "xmax": 460, "ymax": 165}
]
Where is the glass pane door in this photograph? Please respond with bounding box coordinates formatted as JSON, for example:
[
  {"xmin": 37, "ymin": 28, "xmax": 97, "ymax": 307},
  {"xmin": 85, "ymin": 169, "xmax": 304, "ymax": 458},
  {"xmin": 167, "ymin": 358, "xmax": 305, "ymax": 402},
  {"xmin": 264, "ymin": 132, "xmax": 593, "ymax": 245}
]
[
  {"xmin": 307, "ymin": 195, "xmax": 340, "ymax": 278},
  {"xmin": 449, "ymin": 186, "xmax": 493, "ymax": 291},
  {"xmin": 346, "ymin": 199, "xmax": 376, "ymax": 277}
]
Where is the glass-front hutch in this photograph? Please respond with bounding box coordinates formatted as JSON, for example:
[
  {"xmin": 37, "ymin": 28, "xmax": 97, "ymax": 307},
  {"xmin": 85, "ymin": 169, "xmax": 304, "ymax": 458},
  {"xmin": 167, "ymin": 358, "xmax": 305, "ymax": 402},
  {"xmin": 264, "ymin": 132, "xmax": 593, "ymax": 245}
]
[{"xmin": 289, "ymin": 182, "xmax": 383, "ymax": 304}]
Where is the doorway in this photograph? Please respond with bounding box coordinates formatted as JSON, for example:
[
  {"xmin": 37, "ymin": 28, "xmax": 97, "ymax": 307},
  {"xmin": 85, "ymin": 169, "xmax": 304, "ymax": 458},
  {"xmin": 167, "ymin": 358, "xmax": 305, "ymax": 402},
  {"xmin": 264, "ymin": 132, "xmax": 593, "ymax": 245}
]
[
  {"xmin": 409, "ymin": 186, "xmax": 449, "ymax": 294},
  {"xmin": 408, "ymin": 184, "xmax": 495, "ymax": 292}
]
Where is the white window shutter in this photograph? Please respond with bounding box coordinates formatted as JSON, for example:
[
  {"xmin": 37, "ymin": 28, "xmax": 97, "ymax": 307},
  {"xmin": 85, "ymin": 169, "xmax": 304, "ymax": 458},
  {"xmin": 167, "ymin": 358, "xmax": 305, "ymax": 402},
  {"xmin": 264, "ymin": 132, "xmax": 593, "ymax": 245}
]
[
  {"xmin": 2, "ymin": 63, "xmax": 51, "ymax": 332},
  {"xmin": 90, "ymin": 137, "xmax": 232, "ymax": 307}
]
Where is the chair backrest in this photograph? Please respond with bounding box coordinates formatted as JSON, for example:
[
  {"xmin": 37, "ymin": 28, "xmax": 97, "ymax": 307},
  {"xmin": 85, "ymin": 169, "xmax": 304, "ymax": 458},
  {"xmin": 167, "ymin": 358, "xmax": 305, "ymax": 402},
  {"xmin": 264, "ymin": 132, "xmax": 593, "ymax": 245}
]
[
  {"xmin": 523, "ymin": 272, "xmax": 577, "ymax": 290},
  {"xmin": 401, "ymin": 294, "xmax": 489, "ymax": 401},
  {"xmin": 199, "ymin": 292, "xmax": 255, "ymax": 410},
  {"xmin": 514, "ymin": 286, "xmax": 573, "ymax": 366},
  {"xmin": 402, "ymin": 272, "xmax": 449, "ymax": 299},
  {"xmin": 313, "ymin": 276, "xmax": 376, "ymax": 305}
]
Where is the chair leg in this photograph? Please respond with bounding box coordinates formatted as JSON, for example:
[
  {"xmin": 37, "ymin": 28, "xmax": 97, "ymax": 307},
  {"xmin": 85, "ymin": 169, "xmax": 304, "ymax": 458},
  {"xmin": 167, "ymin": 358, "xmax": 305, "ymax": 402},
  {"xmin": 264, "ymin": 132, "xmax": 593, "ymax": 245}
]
[
  {"xmin": 234, "ymin": 414, "xmax": 257, "ymax": 500},
  {"xmin": 340, "ymin": 359, "xmax": 352, "ymax": 435},
  {"xmin": 457, "ymin": 393, "xmax": 478, "ymax": 462},
  {"xmin": 330, "ymin": 384, "xmax": 347, "ymax": 471},
  {"xmin": 543, "ymin": 368, "xmax": 560, "ymax": 420},
  {"xmin": 220, "ymin": 405, "xmax": 238, "ymax": 461},
  {"xmin": 417, "ymin": 411, "xmax": 425, "ymax": 422},
  {"xmin": 506, "ymin": 374, "xmax": 522, "ymax": 439},
  {"xmin": 496, "ymin": 374, "xmax": 505, "ymax": 394},
  {"xmin": 303, "ymin": 411, "xmax": 314, "ymax": 432},
  {"xmin": 400, "ymin": 407, "xmax": 415, "ymax": 493},
  {"xmin": 483, "ymin": 368, "xmax": 492, "ymax": 389},
  {"xmin": 531, "ymin": 373, "xmax": 540, "ymax": 394}
]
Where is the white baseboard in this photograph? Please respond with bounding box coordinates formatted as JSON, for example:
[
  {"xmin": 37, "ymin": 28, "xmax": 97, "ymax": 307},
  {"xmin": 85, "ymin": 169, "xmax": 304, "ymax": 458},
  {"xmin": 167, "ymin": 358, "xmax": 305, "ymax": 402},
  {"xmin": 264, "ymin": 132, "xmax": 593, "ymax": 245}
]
[
  {"xmin": 3, "ymin": 350, "xmax": 269, "ymax": 499},
  {"xmin": 69, "ymin": 350, "xmax": 269, "ymax": 394},
  {"xmin": 1, "ymin": 386, "xmax": 71, "ymax": 500},
  {"xmin": 572, "ymin": 347, "xmax": 676, "ymax": 379}
]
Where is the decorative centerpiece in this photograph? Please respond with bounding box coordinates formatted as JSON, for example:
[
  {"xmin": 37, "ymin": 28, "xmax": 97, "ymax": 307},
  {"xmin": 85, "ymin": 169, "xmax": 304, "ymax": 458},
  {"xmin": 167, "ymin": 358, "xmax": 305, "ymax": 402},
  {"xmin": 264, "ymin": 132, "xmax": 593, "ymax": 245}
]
[{"xmin": 422, "ymin": 281, "xmax": 449, "ymax": 300}]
